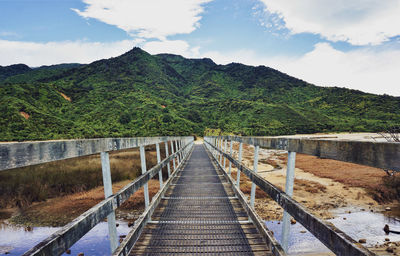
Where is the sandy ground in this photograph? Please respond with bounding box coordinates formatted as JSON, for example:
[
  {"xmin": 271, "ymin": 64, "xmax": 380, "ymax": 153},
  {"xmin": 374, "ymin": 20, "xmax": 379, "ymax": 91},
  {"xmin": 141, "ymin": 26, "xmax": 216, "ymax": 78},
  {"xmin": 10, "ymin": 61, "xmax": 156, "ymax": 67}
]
[
  {"xmin": 273, "ymin": 132, "xmax": 389, "ymax": 142},
  {"xmin": 226, "ymin": 142, "xmax": 399, "ymax": 255},
  {"xmin": 228, "ymin": 144, "xmax": 378, "ymax": 221}
]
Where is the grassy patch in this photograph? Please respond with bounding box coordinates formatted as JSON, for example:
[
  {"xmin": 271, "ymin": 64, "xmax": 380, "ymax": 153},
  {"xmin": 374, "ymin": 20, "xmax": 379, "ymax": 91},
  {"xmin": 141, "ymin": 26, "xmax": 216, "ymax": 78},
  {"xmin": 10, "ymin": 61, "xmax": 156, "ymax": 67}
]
[{"xmin": 0, "ymin": 143, "xmax": 172, "ymax": 209}]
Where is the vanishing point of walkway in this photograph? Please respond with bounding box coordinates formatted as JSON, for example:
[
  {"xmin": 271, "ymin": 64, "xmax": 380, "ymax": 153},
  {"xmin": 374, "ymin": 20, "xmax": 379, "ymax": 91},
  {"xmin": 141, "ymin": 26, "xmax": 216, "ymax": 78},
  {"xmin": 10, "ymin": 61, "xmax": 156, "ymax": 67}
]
[{"xmin": 130, "ymin": 145, "xmax": 271, "ymax": 255}]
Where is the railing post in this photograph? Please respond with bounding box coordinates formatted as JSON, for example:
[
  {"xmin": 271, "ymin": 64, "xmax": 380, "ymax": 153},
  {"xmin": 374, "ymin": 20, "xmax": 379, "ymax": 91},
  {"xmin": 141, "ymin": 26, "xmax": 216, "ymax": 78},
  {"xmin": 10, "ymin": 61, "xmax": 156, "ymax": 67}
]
[
  {"xmin": 165, "ymin": 142, "xmax": 171, "ymax": 177},
  {"xmin": 214, "ymin": 138, "xmax": 217, "ymax": 158},
  {"xmin": 140, "ymin": 146, "xmax": 150, "ymax": 208},
  {"xmin": 228, "ymin": 140, "xmax": 233, "ymax": 176},
  {"xmin": 223, "ymin": 139, "xmax": 227, "ymax": 170},
  {"xmin": 212, "ymin": 138, "xmax": 215, "ymax": 156},
  {"xmin": 179, "ymin": 140, "xmax": 183, "ymax": 161},
  {"xmin": 217, "ymin": 138, "xmax": 219, "ymax": 157},
  {"xmin": 171, "ymin": 141, "xmax": 176, "ymax": 171},
  {"xmin": 250, "ymin": 145, "xmax": 259, "ymax": 209},
  {"xmin": 156, "ymin": 143, "xmax": 163, "ymax": 187},
  {"xmin": 214, "ymin": 138, "xmax": 218, "ymax": 157},
  {"xmin": 100, "ymin": 152, "xmax": 118, "ymax": 253},
  {"xmin": 219, "ymin": 138, "xmax": 223, "ymax": 164},
  {"xmin": 175, "ymin": 140, "xmax": 180, "ymax": 165},
  {"xmin": 282, "ymin": 151, "xmax": 296, "ymax": 252},
  {"xmin": 236, "ymin": 142, "xmax": 243, "ymax": 188}
]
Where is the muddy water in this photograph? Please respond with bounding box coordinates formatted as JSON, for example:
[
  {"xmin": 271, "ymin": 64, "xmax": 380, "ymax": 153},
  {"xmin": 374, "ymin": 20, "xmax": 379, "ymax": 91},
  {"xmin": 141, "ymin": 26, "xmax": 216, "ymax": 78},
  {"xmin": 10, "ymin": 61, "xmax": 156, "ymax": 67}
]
[
  {"xmin": 265, "ymin": 208, "xmax": 400, "ymax": 255},
  {"xmin": 0, "ymin": 220, "xmax": 131, "ymax": 255}
]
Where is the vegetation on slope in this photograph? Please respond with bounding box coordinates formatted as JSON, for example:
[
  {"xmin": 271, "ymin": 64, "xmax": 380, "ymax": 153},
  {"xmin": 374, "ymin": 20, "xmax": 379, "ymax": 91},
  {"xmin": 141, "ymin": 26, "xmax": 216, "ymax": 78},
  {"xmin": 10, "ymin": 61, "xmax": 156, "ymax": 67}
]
[{"xmin": 1, "ymin": 47, "xmax": 399, "ymax": 141}]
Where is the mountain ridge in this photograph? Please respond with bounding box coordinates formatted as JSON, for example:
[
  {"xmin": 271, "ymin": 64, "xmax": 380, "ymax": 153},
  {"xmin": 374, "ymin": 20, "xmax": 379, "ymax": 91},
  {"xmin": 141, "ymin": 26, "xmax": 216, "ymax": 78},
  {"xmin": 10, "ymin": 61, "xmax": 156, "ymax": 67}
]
[{"xmin": 1, "ymin": 47, "xmax": 399, "ymax": 141}]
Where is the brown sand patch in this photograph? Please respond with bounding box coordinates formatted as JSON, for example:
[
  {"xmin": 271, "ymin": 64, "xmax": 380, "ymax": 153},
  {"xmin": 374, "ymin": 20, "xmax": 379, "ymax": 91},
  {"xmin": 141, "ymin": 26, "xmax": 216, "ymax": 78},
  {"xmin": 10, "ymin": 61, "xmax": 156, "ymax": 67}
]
[
  {"xmin": 59, "ymin": 92, "xmax": 71, "ymax": 102},
  {"xmin": 20, "ymin": 111, "xmax": 30, "ymax": 119}
]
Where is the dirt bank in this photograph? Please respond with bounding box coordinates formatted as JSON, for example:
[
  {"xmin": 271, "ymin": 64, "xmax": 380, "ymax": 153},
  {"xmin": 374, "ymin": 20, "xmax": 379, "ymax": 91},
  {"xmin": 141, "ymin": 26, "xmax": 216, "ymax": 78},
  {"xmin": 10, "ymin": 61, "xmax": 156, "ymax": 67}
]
[{"xmin": 7, "ymin": 179, "xmax": 161, "ymax": 227}]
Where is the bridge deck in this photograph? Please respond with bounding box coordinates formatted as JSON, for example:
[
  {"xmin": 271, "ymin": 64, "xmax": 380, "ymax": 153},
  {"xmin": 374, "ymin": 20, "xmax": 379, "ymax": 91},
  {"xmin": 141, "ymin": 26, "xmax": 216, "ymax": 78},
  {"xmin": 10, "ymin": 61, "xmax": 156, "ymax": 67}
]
[{"xmin": 130, "ymin": 145, "xmax": 271, "ymax": 255}]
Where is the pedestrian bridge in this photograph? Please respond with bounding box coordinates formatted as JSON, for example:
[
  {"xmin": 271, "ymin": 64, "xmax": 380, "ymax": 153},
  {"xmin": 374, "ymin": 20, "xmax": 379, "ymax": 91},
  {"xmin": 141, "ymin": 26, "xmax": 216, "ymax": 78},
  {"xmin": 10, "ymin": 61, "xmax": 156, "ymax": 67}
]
[{"xmin": 1, "ymin": 136, "xmax": 399, "ymax": 256}]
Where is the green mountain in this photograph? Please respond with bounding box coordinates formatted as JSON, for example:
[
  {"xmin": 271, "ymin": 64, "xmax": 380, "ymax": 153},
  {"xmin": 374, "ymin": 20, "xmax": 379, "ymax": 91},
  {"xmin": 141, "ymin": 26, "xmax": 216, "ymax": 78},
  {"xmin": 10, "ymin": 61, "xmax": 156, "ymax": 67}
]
[{"xmin": 1, "ymin": 47, "xmax": 399, "ymax": 141}]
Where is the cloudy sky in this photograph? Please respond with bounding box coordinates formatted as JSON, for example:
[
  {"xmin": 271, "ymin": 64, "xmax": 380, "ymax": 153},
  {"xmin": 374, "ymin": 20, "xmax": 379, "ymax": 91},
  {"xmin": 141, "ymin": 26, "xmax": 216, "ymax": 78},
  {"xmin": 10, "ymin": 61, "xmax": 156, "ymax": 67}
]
[{"xmin": 1, "ymin": 0, "xmax": 400, "ymax": 96}]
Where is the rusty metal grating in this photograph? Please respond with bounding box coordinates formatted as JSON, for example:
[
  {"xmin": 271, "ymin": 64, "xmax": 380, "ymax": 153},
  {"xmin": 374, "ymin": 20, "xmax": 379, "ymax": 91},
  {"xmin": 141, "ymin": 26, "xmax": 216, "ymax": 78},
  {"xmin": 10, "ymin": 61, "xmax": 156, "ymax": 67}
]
[{"xmin": 130, "ymin": 145, "xmax": 270, "ymax": 255}]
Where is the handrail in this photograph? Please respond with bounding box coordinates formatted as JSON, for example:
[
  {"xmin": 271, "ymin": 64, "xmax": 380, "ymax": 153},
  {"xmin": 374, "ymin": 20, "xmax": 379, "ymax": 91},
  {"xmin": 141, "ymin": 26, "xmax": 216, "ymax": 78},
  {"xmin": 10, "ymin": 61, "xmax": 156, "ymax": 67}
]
[
  {"xmin": 205, "ymin": 136, "xmax": 378, "ymax": 256},
  {"xmin": 208, "ymin": 135, "xmax": 400, "ymax": 172},
  {"xmin": 0, "ymin": 136, "xmax": 192, "ymax": 171},
  {"xmin": 113, "ymin": 144, "xmax": 195, "ymax": 256},
  {"xmin": 204, "ymin": 145, "xmax": 286, "ymax": 256},
  {"xmin": 2, "ymin": 136, "xmax": 195, "ymax": 255}
]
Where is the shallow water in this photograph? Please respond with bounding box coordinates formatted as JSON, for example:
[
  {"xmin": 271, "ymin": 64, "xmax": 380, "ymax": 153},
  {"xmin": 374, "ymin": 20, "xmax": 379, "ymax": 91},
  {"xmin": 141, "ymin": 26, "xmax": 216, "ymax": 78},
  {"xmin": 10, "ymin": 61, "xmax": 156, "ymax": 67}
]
[
  {"xmin": 0, "ymin": 220, "xmax": 131, "ymax": 255},
  {"xmin": 1, "ymin": 209, "xmax": 399, "ymax": 255},
  {"xmin": 265, "ymin": 209, "xmax": 400, "ymax": 255}
]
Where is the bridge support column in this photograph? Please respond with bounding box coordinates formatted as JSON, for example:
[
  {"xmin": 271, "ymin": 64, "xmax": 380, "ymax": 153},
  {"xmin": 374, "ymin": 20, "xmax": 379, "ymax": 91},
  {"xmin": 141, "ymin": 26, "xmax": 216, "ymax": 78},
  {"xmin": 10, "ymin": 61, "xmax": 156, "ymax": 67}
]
[
  {"xmin": 140, "ymin": 146, "xmax": 150, "ymax": 209},
  {"xmin": 250, "ymin": 145, "xmax": 259, "ymax": 209},
  {"xmin": 156, "ymin": 143, "xmax": 163, "ymax": 187},
  {"xmin": 100, "ymin": 152, "xmax": 118, "ymax": 253},
  {"xmin": 165, "ymin": 142, "xmax": 171, "ymax": 177},
  {"xmin": 236, "ymin": 142, "xmax": 243, "ymax": 188},
  {"xmin": 228, "ymin": 141, "xmax": 233, "ymax": 176},
  {"xmin": 281, "ymin": 151, "xmax": 296, "ymax": 252}
]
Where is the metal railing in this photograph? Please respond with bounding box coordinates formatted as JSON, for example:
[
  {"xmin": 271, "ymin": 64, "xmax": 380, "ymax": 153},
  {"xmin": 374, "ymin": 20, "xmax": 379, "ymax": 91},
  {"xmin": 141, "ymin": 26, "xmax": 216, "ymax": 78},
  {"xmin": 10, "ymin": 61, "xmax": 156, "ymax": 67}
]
[
  {"xmin": 0, "ymin": 136, "xmax": 194, "ymax": 255},
  {"xmin": 205, "ymin": 135, "xmax": 400, "ymax": 256}
]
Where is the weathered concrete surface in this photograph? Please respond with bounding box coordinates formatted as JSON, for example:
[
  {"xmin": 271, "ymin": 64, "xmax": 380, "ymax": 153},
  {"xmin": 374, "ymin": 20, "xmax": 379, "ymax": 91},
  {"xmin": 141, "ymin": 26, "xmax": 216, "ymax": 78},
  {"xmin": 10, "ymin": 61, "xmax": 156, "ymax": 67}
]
[
  {"xmin": 0, "ymin": 137, "xmax": 191, "ymax": 171},
  {"xmin": 205, "ymin": 140, "xmax": 376, "ymax": 256},
  {"xmin": 211, "ymin": 136, "xmax": 400, "ymax": 172}
]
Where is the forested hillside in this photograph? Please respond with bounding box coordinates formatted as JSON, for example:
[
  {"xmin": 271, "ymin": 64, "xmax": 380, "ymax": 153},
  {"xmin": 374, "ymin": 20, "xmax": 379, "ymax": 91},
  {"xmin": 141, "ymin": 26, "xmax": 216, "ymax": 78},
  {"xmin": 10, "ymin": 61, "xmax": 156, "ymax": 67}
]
[{"xmin": 1, "ymin": 47, "xmax": 399, "ymax": 141}]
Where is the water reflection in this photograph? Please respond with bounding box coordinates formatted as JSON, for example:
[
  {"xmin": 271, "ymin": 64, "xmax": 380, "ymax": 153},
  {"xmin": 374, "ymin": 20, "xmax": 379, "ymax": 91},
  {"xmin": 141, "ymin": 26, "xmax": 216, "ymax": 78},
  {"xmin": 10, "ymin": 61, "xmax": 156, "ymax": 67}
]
[
  {"xmin": 0, "ymin": 220, "xmax": 131, "ymax": 255},
  {"xmin": 1, "ymin": 209, "xmax": 399, "ymax": 255},
  {"xmin": 265, "ymin": 209, "xmax": 400, "ymax": 255}
]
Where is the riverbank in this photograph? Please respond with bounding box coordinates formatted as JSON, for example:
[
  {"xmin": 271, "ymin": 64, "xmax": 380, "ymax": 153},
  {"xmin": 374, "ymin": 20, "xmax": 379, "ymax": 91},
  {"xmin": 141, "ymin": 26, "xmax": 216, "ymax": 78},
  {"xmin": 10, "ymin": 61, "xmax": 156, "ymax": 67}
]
[
  {"xmin": 232, "ymin": 143, "xmax": 400, "ymax": 255},
  {"xmin": 1, "ymin": 139, "xmax": 399, "ymax": 255},
  {"xmin": 2, "ymin": 178, "xmax": 161, "ymax": 227}
]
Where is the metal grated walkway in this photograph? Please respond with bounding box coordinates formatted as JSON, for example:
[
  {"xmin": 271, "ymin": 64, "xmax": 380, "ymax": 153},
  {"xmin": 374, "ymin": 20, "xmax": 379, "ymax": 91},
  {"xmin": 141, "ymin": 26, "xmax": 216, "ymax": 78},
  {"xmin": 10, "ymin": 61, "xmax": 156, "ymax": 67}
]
[{"xmin": 130, "ymin": 145, "xmax": 271, "ymax": 255}]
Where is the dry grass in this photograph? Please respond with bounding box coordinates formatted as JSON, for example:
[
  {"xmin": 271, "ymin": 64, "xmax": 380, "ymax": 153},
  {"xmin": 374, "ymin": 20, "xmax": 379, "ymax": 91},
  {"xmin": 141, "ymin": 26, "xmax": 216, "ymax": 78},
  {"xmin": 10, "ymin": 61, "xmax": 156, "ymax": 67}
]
[
  {"xmin": 294, "ymin": 178, "xmax": 327, "ymax": 193},
  {"xmin": 259, "ymin": 158, "xmax": 281, "ymax": 169},
  {"xmin": 280, "ymin": 153, "xmax": 399, "ymax": 202},
  {"xmin": 0, "ymin": 143, "xmax": 174, "ymax": 209},
  {"xmin": 11, "ymin": 179, "xmax": 162, "ymax": 226}
]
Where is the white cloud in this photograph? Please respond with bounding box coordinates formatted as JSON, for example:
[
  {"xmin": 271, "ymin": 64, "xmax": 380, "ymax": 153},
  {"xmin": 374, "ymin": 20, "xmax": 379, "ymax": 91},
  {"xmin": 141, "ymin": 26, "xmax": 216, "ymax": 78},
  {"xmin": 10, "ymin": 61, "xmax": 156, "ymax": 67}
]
[
  {"xmin": 2, "ymin": 38, "xmax": 399, "ymax": 97},
  {"xmin": 142, "ymin": 40, "xmax": 200, "ymax": 57},
  {"xmin": 0, "ymin": 39, "xmax": 134, "ymax": 67},
  {"xmin": 202, "ymin": 43, "xmax": 400, "ymax": 96},
  {"xmin": 0, "ymin": 31, "xmax": 20, "ymax": 38},
  {"xmin": 259, "ymin": 0, "xmax": 400, "ymax": 45},
  {"xmin": 72, "ymin": 0, "xmax": 212, "ymax": 40}
]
